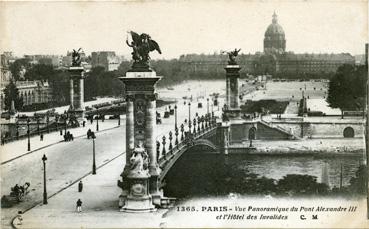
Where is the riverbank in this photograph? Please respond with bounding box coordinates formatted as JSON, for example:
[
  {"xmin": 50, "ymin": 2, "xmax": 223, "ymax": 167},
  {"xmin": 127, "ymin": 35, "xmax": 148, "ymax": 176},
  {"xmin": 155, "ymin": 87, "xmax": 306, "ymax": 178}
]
[{"xmin": 228, "ymin": 138, "xmax": 365, "ymax": 155}]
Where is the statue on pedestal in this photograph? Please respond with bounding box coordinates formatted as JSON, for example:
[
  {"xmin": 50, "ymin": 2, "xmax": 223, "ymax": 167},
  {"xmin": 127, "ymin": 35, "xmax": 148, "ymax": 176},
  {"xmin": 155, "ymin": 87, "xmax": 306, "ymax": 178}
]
[
  {"xmin": 128, "ymin": 142, "xmax": 149, "ymax": 177},
  {"xmin": 223, "ymin": 48, "xmax": 241, "ymax": 65},
  {"xmin": 126, "ymin": 31, "xmax": 161, "ymax": 69},
  {"xmin": 71, "ymin": 48, "xmax": 82, "ymax": 67}
]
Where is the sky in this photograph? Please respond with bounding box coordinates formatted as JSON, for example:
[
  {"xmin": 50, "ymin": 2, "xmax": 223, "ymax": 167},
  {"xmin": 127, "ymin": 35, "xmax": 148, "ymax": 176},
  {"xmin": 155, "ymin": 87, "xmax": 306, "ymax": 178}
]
[{"xmin": 0, "ymin": 0, "xmax": 368, "ymax": 59}]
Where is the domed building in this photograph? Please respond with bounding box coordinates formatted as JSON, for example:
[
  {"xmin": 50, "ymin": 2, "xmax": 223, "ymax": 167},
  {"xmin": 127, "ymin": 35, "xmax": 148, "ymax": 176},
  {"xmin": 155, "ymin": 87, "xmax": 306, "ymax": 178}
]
[{"xmin": 264, "ymin": 12, "xmax": 286, "ymax": 54}]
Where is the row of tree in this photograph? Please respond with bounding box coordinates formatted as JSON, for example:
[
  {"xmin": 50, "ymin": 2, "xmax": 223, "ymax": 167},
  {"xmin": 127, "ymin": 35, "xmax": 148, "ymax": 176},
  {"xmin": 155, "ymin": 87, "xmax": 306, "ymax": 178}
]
[{"xmin": 326, "ymin": 64, "xmax": 367, "ymax": 112}]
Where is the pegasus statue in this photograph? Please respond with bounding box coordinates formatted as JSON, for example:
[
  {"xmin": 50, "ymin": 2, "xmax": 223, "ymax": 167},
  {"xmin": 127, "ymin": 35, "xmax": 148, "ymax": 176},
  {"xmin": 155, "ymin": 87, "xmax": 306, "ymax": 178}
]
[
  {"xmin": 71, "ymin": 48, "xmax": 82, "ymax": 67},
  {"xmin": 222, "ymin": 48, "xmax": 241, "ymax": 65},
  {"xmin": 126, "ymin": 31, "xmax": 161, "ymax": 69}
]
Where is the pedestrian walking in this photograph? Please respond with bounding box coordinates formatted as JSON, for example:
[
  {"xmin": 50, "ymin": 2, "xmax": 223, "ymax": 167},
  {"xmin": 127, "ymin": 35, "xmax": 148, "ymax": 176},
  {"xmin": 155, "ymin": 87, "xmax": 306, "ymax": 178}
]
[
  {"xmin": 60, "ymin": 130, "xmax": 63, "ymax": 136},
  {"xmin": 40, "ymin": 133, "xmax": 44, "ymax": 141},
  {"xmin": 82, "ymin": 121, "xmax": 86, "ymax": 127},
  {"xmin": 90, "ymin": 118, "xmax": 93, "ymax": 124},
  {"xmin": 78, "ymin": 181, "xmax": 83, "ymax": 192},
  {"xmin": 76, "ymin": 199, "xmax": 82, "ymax": 212}
]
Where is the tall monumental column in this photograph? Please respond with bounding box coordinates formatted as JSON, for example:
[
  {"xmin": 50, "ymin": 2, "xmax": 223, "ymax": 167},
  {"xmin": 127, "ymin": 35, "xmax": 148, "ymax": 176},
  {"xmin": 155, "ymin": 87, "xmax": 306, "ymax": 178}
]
[
  {"xmin": 118, "ymin": 70, "xmax": 161, "ymax": 212},
  {"xmin": 224, "ymin": 63, "xmax": 241, "ymax": 118},
  {"xmin": 117, "ymin": 32, "xmax": 167, "ymax": 212},
  {"xmin": 68, "ymin": 55, "xmax": 85, "ymax": 120}
]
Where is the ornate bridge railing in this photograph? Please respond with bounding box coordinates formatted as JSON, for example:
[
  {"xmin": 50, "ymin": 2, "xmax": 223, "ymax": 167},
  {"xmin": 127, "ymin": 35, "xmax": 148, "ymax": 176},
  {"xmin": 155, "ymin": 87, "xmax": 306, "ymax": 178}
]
[{"xmin": 156, "ymin": 113, "xmax": 218, "ymax": 170}]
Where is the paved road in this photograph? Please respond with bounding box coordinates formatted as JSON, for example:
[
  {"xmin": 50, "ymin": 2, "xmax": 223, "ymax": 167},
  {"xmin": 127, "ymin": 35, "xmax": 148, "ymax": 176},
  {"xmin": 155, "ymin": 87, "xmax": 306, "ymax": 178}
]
[{"xmin": 1, "ymin": 97, "xmax": 218, "ymax": 228}]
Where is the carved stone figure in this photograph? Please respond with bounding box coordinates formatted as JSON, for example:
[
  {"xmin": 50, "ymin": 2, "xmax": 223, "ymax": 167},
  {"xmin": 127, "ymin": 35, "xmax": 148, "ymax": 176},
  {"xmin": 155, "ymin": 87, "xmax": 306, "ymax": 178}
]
[
  {"xmin": 126, "ymin": 31, "xmax": 161, "ymax": 69},
  {"xmin": 224, "ymin": 48, "xmax": 241, "ymax": 65},
  {"xmin": 71, "ymin": 48, "xmax": 82, "ymax": 67},
  {"xmin": 129, "ymin": 142, "xmax": 149, "ymax": 175}
]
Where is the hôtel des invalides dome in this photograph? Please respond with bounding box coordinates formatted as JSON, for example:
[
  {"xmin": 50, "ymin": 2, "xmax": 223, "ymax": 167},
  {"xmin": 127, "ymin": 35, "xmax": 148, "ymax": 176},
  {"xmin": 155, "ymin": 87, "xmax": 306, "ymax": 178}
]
[
  {"xmin": 178, "ymin": 12, "xmax": 355, "ymax": 78},
  {"xmin": 253, "ymin": 12, "xmax": 354, "ymax": 77}
]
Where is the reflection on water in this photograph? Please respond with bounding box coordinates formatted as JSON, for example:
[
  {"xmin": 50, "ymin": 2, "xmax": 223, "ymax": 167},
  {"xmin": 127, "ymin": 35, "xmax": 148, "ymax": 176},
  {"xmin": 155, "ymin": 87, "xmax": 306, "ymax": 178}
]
[{"xmin": 164, "ymin": 150, "xmax": 363, "ymax": 198}]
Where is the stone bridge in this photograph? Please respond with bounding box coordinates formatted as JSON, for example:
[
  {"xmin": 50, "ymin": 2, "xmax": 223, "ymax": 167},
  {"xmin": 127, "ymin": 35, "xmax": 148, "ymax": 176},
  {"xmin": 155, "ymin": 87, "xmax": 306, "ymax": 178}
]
[{"xmin": 156, "ymin": 116, "xmax": 220, "ymax": 182}]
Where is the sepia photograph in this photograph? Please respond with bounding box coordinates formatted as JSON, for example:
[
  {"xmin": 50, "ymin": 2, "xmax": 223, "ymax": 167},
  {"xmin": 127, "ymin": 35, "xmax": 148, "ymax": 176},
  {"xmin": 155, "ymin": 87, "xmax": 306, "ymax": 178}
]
[{"xmin": 0, "ymin": 0, "xmax": 368, "ymax": 228}]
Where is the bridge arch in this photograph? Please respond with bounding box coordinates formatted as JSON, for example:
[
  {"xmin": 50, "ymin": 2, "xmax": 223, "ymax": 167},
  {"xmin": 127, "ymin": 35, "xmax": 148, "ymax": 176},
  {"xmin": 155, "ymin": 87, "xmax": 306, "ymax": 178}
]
[{"xmin": 159, "ymin": 138, "xmax": 218, "ymax": 182}]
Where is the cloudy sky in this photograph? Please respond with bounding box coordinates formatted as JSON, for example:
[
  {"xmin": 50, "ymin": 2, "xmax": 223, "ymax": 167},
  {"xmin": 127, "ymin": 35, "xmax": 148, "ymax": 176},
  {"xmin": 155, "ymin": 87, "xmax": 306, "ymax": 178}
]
[{"xmin": 0, "ymin": 0, "xmax": 367, "ymax": 59}]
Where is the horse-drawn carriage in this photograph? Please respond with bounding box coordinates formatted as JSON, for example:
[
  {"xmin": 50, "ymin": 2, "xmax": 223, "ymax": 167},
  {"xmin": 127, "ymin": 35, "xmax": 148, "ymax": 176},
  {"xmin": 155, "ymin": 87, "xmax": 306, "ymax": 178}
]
[{"xmin": 1, "ymin": 182, "xmax": 30, "ymax": 208}]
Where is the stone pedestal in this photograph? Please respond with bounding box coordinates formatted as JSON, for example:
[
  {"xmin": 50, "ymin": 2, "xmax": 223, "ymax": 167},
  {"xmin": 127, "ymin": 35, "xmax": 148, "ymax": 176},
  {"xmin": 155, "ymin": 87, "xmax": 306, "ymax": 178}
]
[
  {"xmin": 120, "ymin": 146, "xmax": 156, "ymax": 213},
  {"xmin": 118, "ymin": 70, "xmax": 163, "ymax": 211},
  {"xmin": 224, "ymin": 65, "xmax": 241, "ymax": 119},
  {"xmin": 68, "ymin": 66, "xmax": 85, "ymax": 120}
]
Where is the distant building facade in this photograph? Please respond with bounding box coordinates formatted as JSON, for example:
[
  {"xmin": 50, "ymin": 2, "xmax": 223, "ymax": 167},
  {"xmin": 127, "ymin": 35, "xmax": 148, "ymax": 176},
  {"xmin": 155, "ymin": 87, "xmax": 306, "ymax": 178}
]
[
  {"xmin": 91, "ymin": 51, "xmax": 121, "ymax": 71},
  {"xmin": 176, "ymin": 13, "xmax": 355, "ymax": 78},
  {"xmin": 16, "ymin": 80, "xmax": 52, "ymax": 106}
]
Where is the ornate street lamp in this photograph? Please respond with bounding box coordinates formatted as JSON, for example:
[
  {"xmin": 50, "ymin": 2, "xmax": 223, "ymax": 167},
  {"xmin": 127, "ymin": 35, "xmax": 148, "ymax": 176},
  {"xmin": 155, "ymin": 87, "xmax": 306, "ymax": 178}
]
[
  {"xmin": 42, "ymin": 154, "xmax": 48, "ymax": 204},
  {"xmin": 180, "ymin": 123, "xmax": 184, "ymax": 141},
  {"xmin": 193, "ymin": 118, "xmax": 196, "ymax": 134},
  {"xmin": 162, "ymin": 135, "xmax": 166, "ymax": 157},
  {"xmin": 207, "ymin": 98, "xmax": 209, "ymax": 115},
  {"xmin": 197, "ymin": 117, "xmax": 201, "ymax": 133},
  {"xmin": 96, "ymin": 109, "xmax": 99, "ymax": 131},
  {"xmin": 92, "ymin": 132, "xmax": 96, "ymax": 175},
  {"xmin": 188, "ymin": 102, "xmax": 191, "ymax": 134},
  {"xmin": 156, "ymin": 141, "xmax": 160, "ymax": 160},
  {"xmin": 174, "ymin": 105, "xmax": 178, "ymax": 129},
  {"xmin": 27, "ymin": 118, "xmax": 31, "ymax": 151},
  {"xmin": 169, "ymin": 131, "xmax": 173, "ymax": 151}
]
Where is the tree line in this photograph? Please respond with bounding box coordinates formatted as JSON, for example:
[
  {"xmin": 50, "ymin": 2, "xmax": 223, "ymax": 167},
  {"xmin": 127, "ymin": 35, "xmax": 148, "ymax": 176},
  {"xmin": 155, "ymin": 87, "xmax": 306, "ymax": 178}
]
[{"xmin": 4, "ymin": 62, "xmax": 124, "ymax": 112}]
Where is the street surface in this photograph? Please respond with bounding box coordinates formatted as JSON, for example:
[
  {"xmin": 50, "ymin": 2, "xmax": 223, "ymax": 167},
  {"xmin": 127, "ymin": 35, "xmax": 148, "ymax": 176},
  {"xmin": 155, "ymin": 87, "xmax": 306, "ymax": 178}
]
[{"xmin": 1, "ymin": 94, "xmax": 219, "ymax": 228}]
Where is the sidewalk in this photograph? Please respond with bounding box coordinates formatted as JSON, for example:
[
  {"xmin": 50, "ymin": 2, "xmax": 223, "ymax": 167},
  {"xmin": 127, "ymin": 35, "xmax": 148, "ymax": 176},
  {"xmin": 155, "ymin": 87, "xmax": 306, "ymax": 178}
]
[
  {"xmin": 1, "ymin": 119, "xmax": 120, "ymax": 164},
  {"xmin": 14, "ymin": 151, "xmax": 166, "ymax": 228}
]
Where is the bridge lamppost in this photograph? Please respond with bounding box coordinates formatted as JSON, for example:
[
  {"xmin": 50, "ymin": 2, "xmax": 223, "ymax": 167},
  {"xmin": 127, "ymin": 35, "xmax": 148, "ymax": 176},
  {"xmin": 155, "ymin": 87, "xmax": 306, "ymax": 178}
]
[
  {"xmin": 162, "ymin": 135, "xmax": 166, "ymax": 158},
  {"xmin": 197, "ymin": 117, "xmax": 201, "ymax": 133},
  {"xmin": 169, "ymin": 131, "xmax": 173, "ymax": 151},
  {"xmin": 42, "ymin": 154, "xmax": 48, "ymax": 204},
  {"xmin": 207, "ymin": 98, "xmax": 209, "ymax": 115},
  {"xmin": 174, "ymin": 105, "xmax": 178, "ymax": 145},
  {"xmin": 180, "ymin": 123, "xmax": 184, "ymax": 141},
  {"xmin": 92, "ymin": 132, "xmax": 96, "ymax": 175},
  {"xmin": 193, "ymin": 118, "xmax": 197, "ymax": 135},
  {"xmin": 96, "ymin": 109, "xmax": 99, "ymax": 131},
  {"xmin": 27, "ymin": 118, "xmax": 31, "ymax": 151},
  {"xmin": 201, "ymin": 115, "xmax": 205, "ymax": 131},
  {"xmin": 156, "ymin": 141, "xmax": 160, "ymax": 160},
  {"xmin": 188, "ymin": 102, "xmax": 191, "ymax": 134}
]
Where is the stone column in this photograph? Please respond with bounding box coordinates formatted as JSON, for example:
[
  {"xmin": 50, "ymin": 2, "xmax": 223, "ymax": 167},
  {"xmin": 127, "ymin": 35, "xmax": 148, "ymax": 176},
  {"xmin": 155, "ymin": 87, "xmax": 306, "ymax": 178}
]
[
  {"xmin": 126, "ymin": 96, "xmax": 135, "ymax": 166},
  {"xmin": 224, "ymin": 65, "xmax": 241, "ymax": 118},
  {"xmin": 79, "ymin": 78, "xmax": 84, "ymax": 110},
  {"xmin": 146, "ymin": 95, "xmax": 161, "ymax": 204},
  {"xmin": 69, "ymin": 79, "xmax": 74, "ymax": 109},
  {"xmin": 226, "ymin": 77, "xmax": 230, "ymax": 109},
  {"xmin": 146, "ymin": 95, "xmax": 157, "ymax": 171}
]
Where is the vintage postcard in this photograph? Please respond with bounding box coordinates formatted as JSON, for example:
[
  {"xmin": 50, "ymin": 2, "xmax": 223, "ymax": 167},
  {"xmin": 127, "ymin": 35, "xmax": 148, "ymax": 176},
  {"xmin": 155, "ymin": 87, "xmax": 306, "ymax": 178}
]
[{"xmin": 0, "ymin": 0, "xmax": 368, "ymax": 228}]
